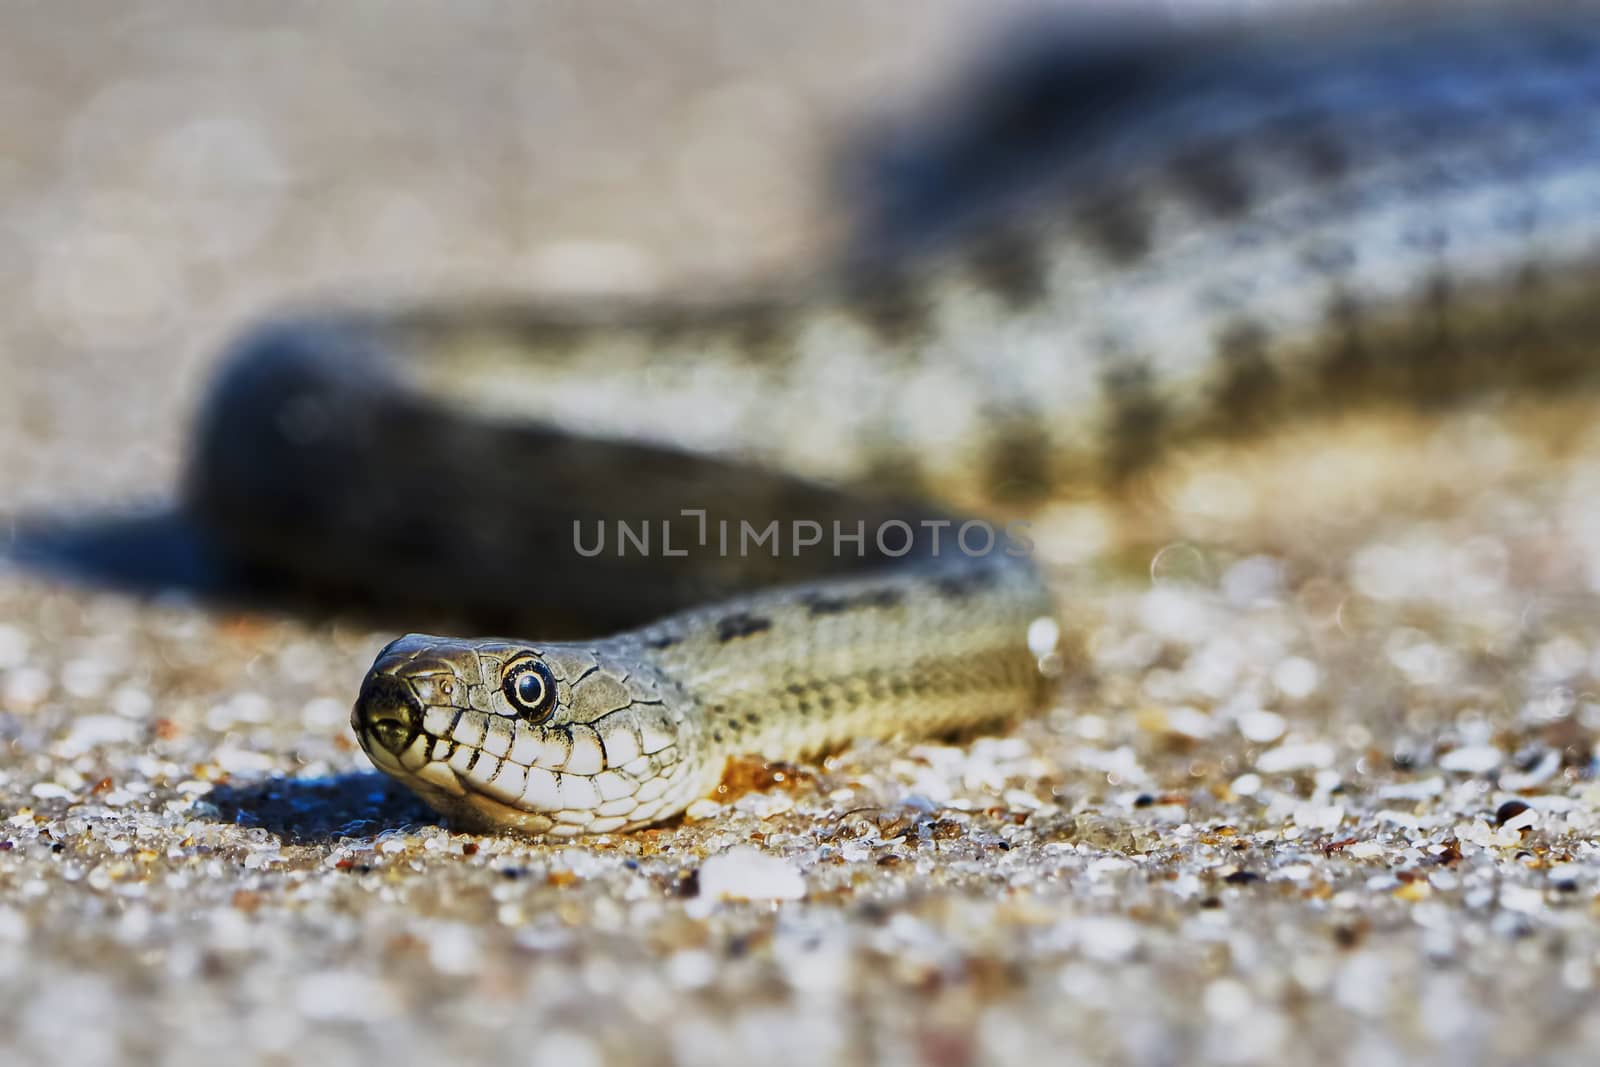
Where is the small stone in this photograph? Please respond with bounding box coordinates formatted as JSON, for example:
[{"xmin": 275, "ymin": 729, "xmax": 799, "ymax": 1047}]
[
  {"xmin": 1069, "ymin": 917, "xmax": 1142, "ymax": 962},
  {"xmin": 1272, "ymin": 657, "xmax": 1321, "ymax": 700},
  {"xmin": 1230, "ymin": 773, "xmax": 1263, "ymax": 797},
  {"xmin": 1394, "ymin": 880, "xmax": 1431, "ymax": 902},
  {"xmin": 697, "ymin": 846, "xmax": 805, "ymax": 901},
  {"xmin": 1494, "ymin": 799, "xmax": 1536, "ymax": 829},
  {"xmin": 1238, "ymin": 709, "xmax": 1287, "ymax": 743},
  {"xmin": 683, "ymin": 798, "xmax": 724, "ymax": 821},
  {"xmin": 1500, "ymin": 885, "xmax": 1547, "ymax": 914},
  {"xmin": 1439, "ymin": 745, "xmax": 1503, "ymax": 774},
  {"xmin": 666, "ymin": 949, "xmax": 717, "ymax": 990},
  {"xmin": 733, "ymin": 791, "xmax": 795, "ymax": 819},
  {"xmin": 294, "ymin": 971, "xmax": 398, "ymax": 1022},
  {"xmin": 0, "ymin": 625, "xmax": 31, "ymax": 669},
  {"xmin": 214, "ymin": 748, "xmax": 279, "ymax": 774},
  {"xmin": 1256, "ymin": 741, "xmax": 1335, "ymax": 773}
]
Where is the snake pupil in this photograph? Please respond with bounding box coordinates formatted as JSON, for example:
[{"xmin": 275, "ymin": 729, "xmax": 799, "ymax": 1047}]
[
  {"xmin": 503, "ymin": 660, "xmax": 555, "ymax": 720},
  {"xmin": 516, "ymin": 672, "xmax": 543, "ymax": 706}
]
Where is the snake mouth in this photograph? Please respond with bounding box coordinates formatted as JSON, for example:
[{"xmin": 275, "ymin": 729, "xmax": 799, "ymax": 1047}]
[{"xmin": 353, "ymin": 673, "xmax": 423, "ymax": 756}]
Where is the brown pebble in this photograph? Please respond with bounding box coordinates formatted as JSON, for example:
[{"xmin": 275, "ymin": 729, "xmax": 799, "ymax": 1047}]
[{"xmin": 1495, "ymin": 800, "xmax": 1532, "ymax": 826}]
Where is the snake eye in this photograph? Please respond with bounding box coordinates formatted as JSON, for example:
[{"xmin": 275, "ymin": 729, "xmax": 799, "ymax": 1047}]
[{"xmin": 502, "ymin": 659, "xmax": 557, "ymax": 721}]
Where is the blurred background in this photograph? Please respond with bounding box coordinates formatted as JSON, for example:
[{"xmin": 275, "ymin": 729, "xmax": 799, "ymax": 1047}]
[
  {"xmin": 6, "ymin": 3, "xmax": 1600, "ymax": 1066},
  {"xmin": 3, "ymin": 0, "xmax": 1006, "ymax": 517}
]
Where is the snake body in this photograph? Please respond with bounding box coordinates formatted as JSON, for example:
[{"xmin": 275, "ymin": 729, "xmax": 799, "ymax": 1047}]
[{"xmin": 186, "ymin": 6, "xmax": 1600, "ymax": 834}]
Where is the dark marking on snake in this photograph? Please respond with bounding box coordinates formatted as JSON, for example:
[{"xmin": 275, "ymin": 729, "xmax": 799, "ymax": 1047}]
[
  {"xmin": 1170, "ymin": 144, "xmax": 1252, "ymax": 219},
  {"xmin": 1301, "ymin": 239, "xmax": 1357, "ymax": 278},
  {"xmin": 844, "ymin": 272, "xmax": 932, "ymax": 347},
  {"xmin": 726, "ymin": 301, "xmax": 796, "ymax": 366},
  {"xmin": 1075, "ymin": 191, "xmax": 1152, "ymax": 265},
  {"xmin": 967, "ymin": 228, "xmax": 1050, "ymax": 308},
  {"xmin": 800, "ymin": 587, "xmax": 904, "ymax": 616},
  {"xmin": 1283, "ymin": 127, "xmax": 1350, "ymax": 182},
  {"xmin": 1211, "ymin": 319, "xmax": 1279, "ymax": 430},
  {"xmin": 1317, "ymin": 290, "xmax": 1372, "ymax": 401},
  {"xmin": 1101, "ymin": 358, "xmax": 1169, "ymax": 479},
  {"xmin": 983, "ymin": 409, "xmax": 1054, "ymax": 503},
  {"xmin": 932, "ymin": 569, "xmax": 995, "ymax": 600},
  {"xmin": 859, "ymin": 444, "xmax": 931, "ymax": 503},
  {"xmin": 715, "ymin": 613, "xmax": 773, "ymax": 643}
]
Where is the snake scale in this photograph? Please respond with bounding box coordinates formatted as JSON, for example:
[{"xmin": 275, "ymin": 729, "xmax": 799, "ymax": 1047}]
[{"xmin": 184, "ymin": 5, "xmax": 1600, "ymax": 834}]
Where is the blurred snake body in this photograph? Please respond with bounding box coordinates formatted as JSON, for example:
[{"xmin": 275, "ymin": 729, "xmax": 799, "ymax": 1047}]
[{"xmin": 186, "ymin": 7, "xmax": 1600, "ymax": 834}]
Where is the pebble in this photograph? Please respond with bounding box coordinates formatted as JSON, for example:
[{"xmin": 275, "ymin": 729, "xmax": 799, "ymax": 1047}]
[
  {"xmin": 1237, "ymin": 710, "xmax": 1287, "ymax": 743},
  {"xmin": 294, "ymin": 972, "xmax": 399, "ymax": 1023},
  {"xmin": 1439, "ymin": 745, "xmax": 1505, "ymax": 774},
  {"xmin": 696, "ymin": 847, "xmax": 806, "ymax": 901},
  {"xmin": 1255, "ymin": 741, "xmax": 1335, "ymax": 773},
  {"xmin": 1494, "ymin": 800, "xmax": 1537, "ymax": 830}
]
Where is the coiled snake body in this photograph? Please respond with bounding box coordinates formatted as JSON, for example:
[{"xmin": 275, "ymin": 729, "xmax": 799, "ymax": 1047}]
[{"xmin": 187, "ymin": 7, "xmax": 1600, "ymax": 834}]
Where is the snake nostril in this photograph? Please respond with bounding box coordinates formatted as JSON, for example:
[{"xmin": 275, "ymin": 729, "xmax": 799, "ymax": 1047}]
[{"xmin": 354, "ymin": 674, "xmax": 422, "ymax": 755}]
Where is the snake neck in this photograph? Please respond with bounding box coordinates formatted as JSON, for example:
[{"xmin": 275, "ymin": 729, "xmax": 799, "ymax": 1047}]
[{"xmin": 618, "ymin": 552, "xmax": 1058, "ymax": 766}]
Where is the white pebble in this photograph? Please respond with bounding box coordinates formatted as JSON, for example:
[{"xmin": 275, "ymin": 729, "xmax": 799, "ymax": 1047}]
[
  {"xmin": 1221, "ymin": 555, "xmax": 1284, "ymax": 605},
  {"xmin": 667, "ymin": 949, "xmax": 717, "ymax": 990},
  {"xmin": 300, "ymin": 696, "xmax": 348, "ymax": 731},
  {"xmin": 1439, "ymin": 745, "xmax": 1504, "ymax": 774},
  {"xmin": 61, "ymin": 658, "xmax": 111, "ymax": 699},
  {"xmin": 214, "ymin": 748, "xmax": 279, "ymax": 775},
  {"xmin": 1204, "ymin": 978, "xmax": 1254, "ymax": 1022},
  {"xmin": 697, "ymin": 846, "xmax": 805, "ymax": 901},
  {"xmin": 0, "ymin": 625, "xmax": 30, "ymax": 670},
  {"xmin": 110, "ymin": 687, "xmax": 153, "ymax": 719},
  {"xmin": 294, "ymin": 971, "xmax": 399, "ymax": 1022},
  {"xmin": 534, "ymin": 1031, "xmax": 603, "ymax": 1067},
  {"xmin": 1500, "ymin": 805, "xmax": 1539, "ymax": 832},
  {"xmin": 1256, "ymin": 742, "xmax": 1335, "ymax": 773},
  {"xmin": 1166, "ymin": 705, "xmax": 1215, "ymax": 740},
  {"xmin": 684, "ymin": 798, "xmax": 724, "ymax": 821},
  {"xmin": 0, "ymin": 907, "xmax": 29, "ymax": 943},
  {"xmin": 1238, "ymin": 710, "xmax": 1287, "ymax": 743},
  {"xmin": 1027, "ymin": 616, "xmax": 1060, "ymax": 660},
  {"xmin": 1499, "ymin": 750, "xmax": 1560, "ymax": 791},
  {"xmin": 55, "ymin": 714, "xmax": 137, "ymax": 757},
  {"xmin": 1294, "ymin": 803, "xmax": 1345, "ymax": 832},
  {"xmin": 4, "ymin": 667, "xmax": 51, "ymax": 708},
  {"xmin": 424, "ymin": 922, "xmax": 483, "ymax": 975},
  {"xmin": 1069, "ymin": 917, "xmax": 1142, "ymax": 962},
  {"xmin": 733, "ymin": 791, "xmax": 795, "ymax": 819},
  {"xmin": 1271, "ymin": 657, "xmax": 1321, "ymax": 700},
  {"xmin": 1499, "ymin": 885, "xmax": 1547, "ymax": 914}
]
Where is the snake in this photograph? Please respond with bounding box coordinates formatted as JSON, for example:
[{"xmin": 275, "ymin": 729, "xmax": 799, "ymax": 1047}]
[{"xmin": 180, "ymin": 5, "xmax": 1600, "ymax": 835}]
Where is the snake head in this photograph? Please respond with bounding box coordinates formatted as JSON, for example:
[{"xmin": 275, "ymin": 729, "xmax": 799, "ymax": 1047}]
[{"xmin": 352, "ymin": 633, "xmax": 709, "ymax": 835}]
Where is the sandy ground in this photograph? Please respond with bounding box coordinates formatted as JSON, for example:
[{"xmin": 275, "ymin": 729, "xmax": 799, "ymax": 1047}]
[{"xmin": 5, "ymin": 3, "xmax": 1600, "ymax": 1065}]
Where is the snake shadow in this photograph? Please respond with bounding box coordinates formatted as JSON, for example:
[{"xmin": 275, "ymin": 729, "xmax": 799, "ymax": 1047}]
[
  {"xmin": 206, "ymin": 771, "xmax": 443, "ymax": 844},
  {"xmin": 1, "ymin": 505, "xmax": 536, "ymax": 636},
  {"xmin": 4, "ymin": 515, "xmax": 454, "ymax": 843},
  {"xmin": 3, "ymin": 506, "xmax": 319, "ymax": 615}
]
